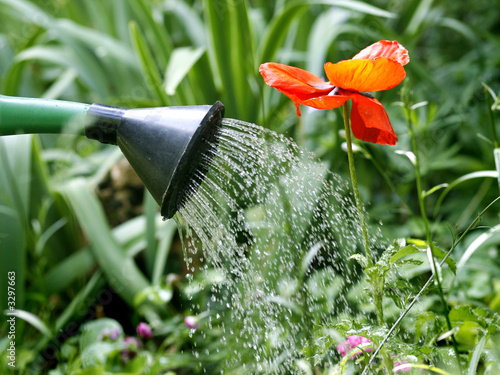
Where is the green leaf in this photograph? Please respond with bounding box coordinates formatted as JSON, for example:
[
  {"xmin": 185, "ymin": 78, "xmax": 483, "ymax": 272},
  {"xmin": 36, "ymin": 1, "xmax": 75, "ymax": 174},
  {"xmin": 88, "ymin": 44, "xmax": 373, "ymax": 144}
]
[
  {"xmin": 165, "ymin": 0, "xmax": 205, "ymax": 47},
  {"xmin": 127, "ymin": 0, "xmax": 173, "ymax": 68},
  {"xmin": 440, "ymin": 17, "xmax": 476, "ymax": 43},
  {"xmin": 0, "ymin": 206, "xmax": 25, "ymax": 313},
  {"xmin": 320, "ymin": 0, "xmax": 395, "ymax": 18},
  {"xmin": 59, "ymin": 179, "xmax": 150, "ymax": 306},
  {"xmin": 10, "ymin": 309, "xmax": 52, "ymax": 338},
  {"xmin": 54, "ymin": 19, "xmax": 138, "ymax": 70},
  {"xmin": 79, "ymin": 318, "xmax": 123, "ymax": 351},
  {"xmin": 423, "ymin": 183, "xmax": 449, "ymax": 198},
  {"xmin": 14, "ymin": 45, "xmax": 109, "ymax": 98},
  {"xmin": 54, "ymin": 271, "xmax": 105, "ymax": 333},
  {"xmin": 34, "ymin": 217, "xmax": 67, "ymax": 256},
  {"xmin": 468, "ymin": 334, "xmax": 487, "ymax": 375},
  {"xmin": 44, "ymin": 214, "xmax": 152, "ymax": 294},
  {"xmin": 144, "ymin": 190, "xmax": 158, "ymax": 279},
  {"xmin": 482, "ymin": 82, "xmax": 498, "ymax": 104},
  {"xmin": 129, "ymin": 21, "xmax": 170, "ymax": 105},
  {"xmin": 449, "ymin": 305, "xmax": 477, "ymax": 323},
  {"xmin": 431, "ymin": 245, "xmax": 456, "ymax": 275},
  {"xmin": 134, "ymin": 284, "xmax": 173, "ymax": 307},
  {"xmin": 389, "ymin": 245, "xmax": 420, "ymax": 263},
  {"xmin": 164, "ymin": 47, "xmax": 205, "ymax": 95},
  {"xmin": 204, "ymin": 0, "xmax": 257, "ymax": 121},
  {"xmin": 152, "ymin": 220, "xmax": 177, "ymax": 286},
  {"xmin": 32, "ymin": 271, "xmax": 107, "ymax": 353},
  {"xmin": 404, "ymin": 0, "xmax": 434, "ymax": 37},
  {"xmin": 401, "ymin": 239, "xmax": 456, "ymax": 274},
  {"xmin": 406, "ymin": 237, "xmax": 428, "ymax": 249},
  {"xmin": 434, "ymin": 170, "xmax": 498, "ymax": 217},
  {"xmin": 349, "ymin": 253, "xmax": 368, "ymax": 268},
  {"xmin": 0, "ymin": 135, "xmax": 31, "ymax": 324}
]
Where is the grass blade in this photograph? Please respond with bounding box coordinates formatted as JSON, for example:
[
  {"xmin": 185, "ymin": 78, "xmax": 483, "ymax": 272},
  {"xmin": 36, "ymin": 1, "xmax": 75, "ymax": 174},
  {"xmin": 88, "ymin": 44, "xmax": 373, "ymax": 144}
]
[
  {"xmin": 0, "ymin": 135, "xmax": 31, "ymax": 333},
  {"xmin": 129, "ymin": 21, "xmax": 170, "ymax": 105},
  {"xmin": 14, "ymin": 45, "xmax": 109, "ymax": 99},
  {"xmin": 456, "ymin": 224, "xmax": 500, "ymax": 274},
  {"xmin": 204, "ymin": 0, "xmax": 257, "ymax": 121},
  {"xmin": 468, "ymin": 334, "xmax": 487, "ymax": 375},
  {"xmin": 434, "ymin": 171, "xmax": 498, "ymax": 217},
  {"xmin": 152, "ymin": 220, "xmax": 177, "ymax": 285},
  {"xmin": 165, "ymin": 47, "xmax": 205, "ymax": 95},
  {"xmin": 60, "ymin": 178, "xmax": 150, "ymax": 306},
  {"xmin": 0, "ymin": 206, "xmax": 25, "ymax": 313},
  {"xmin": 54, "ymin": 271, "xmax": 105, "ymax": 333},
  {"xmin": 144, "ymin": 190, "xmax": 157, "ymax": 278},
  {"xmin": 33, "ymin": 270, "xmax": 106, "ymax": 351},
  {"xmin": 9, "ymin": 309, "xmax": 52, "ymax": 338},
  {"xmin": 127, "ymin": 0, "xmax": 172, "ymax": 68},
  {"xmin": 164, "ymin": 0, "xmax": 206, "ymax": 47}
]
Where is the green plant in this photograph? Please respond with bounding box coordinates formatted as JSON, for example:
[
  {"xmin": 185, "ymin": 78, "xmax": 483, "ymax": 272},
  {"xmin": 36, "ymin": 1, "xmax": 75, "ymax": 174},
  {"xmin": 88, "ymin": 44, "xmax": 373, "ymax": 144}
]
[{"xmin": 2, "ymin": 0, "xmax": 500, "ymax": 374}]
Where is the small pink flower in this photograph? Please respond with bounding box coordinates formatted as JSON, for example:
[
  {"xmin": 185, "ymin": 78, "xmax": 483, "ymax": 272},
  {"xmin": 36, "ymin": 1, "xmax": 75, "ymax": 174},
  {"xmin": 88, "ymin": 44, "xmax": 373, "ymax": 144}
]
[
  {"xmin": 184, "ymin": 316, "xmax": 199, "ymax": 329},
  {"xmin": 337, "ymin": 335, "xmax": 372, "ymax": 359},
  {"xmin": 136, "ymin": 322, "xmax": 153, "ymax": 339}
]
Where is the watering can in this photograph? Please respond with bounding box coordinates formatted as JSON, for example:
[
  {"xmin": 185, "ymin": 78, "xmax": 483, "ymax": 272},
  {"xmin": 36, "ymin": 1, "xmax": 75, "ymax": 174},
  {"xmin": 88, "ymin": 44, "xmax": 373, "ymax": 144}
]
[{"xmin": 0, "ymin": 95, "xmax": 225, "ymax": 218}]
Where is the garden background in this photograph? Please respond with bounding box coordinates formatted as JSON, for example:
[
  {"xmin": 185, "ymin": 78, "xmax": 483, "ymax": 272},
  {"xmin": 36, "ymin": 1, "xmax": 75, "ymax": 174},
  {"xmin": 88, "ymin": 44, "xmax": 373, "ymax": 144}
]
[{"xmin": 1, "ymin": 0, "xmax": 500, "ymax": 374}]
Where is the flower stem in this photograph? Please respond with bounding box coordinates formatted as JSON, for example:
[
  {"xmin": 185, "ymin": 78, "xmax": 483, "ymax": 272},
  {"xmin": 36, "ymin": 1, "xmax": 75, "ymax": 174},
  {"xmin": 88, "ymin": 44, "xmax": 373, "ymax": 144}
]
[
  {"xmin": 342, "ymin": 104, "xmax": 373, "ymax": 267},
  {"xmin": 484, "ymin": 86, "xmax": 499, "ymax": 149},
  {"xmin": 484, "ymin": 87, "xmax": 500, "ymax": 192}
]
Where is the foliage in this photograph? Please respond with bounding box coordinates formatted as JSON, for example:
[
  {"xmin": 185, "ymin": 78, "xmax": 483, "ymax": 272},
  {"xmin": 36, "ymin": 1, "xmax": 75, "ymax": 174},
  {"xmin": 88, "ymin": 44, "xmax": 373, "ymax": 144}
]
[{"xmin": 1, "ymin": 0, "xmax": 500, "ymax": 374}]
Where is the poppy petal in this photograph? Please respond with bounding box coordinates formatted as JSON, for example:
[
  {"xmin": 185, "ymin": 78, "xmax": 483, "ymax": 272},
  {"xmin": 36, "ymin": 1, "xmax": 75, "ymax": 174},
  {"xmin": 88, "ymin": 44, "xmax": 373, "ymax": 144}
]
[
  {"xmin": 260, "ymin": 62, "xmax": 335, "ymax": 115},
  {"xmin": 349, "ymin": 92, "xmax": 398, "ymax": 145},
  {"xmin": 259, "ymin": 63, "xmax": 333, "ymax": 98},
  {"xmin": 301, "ymin": 92, "xmax": 351, "ymax": 110},
  {"xmin": 352, "ymin": 40, "xmax": 409, "ymax": 66},
  {"xmin": 324, "ymin": 58, "xmax": 406, "ymax": 93}
]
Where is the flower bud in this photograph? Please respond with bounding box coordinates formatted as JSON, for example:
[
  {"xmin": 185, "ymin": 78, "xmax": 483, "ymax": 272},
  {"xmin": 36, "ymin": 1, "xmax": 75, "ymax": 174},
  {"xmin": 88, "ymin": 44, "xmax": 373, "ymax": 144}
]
[
  {"xmin": 136, "ymin": 322, "xmax": 153, "ymax": 339},
  {"xmin": 184, "ymin": 316, "xmax": 199, "ymax": 329}
]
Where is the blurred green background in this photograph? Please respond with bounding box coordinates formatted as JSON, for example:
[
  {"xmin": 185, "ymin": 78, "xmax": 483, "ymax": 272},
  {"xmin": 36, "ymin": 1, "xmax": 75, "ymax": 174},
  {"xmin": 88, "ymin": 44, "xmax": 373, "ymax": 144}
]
[{"xmin": 1, "ymin": 0, "xmax": 500, "ymax": 374}]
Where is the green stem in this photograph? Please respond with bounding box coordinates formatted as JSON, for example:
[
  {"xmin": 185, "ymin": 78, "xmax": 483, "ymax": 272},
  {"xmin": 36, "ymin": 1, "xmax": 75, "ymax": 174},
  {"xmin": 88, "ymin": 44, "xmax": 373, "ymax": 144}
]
[
  {"xmin": 483, "ymin": 88, "xmax": 500, "ymax": 193},
  {"xmin": 484, "ymin": 87, "xmax": 499, "ymax": 149},
  {"xmin": 0, "ymin": 95, "xmax": 89, "ymax": 136},
  {"xmin": 405, "ymin": 104, "xmax": 462, "ymax": 370},
  {"xmin": 342, "ymin": 104, "xmax": 373, "ymax": 266}
]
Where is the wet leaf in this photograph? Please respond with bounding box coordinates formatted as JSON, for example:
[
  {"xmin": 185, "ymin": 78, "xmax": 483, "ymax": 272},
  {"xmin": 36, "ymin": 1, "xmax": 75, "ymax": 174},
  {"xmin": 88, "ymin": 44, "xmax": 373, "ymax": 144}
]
[
  {"xmin": 134, "ymin": 285, "xmax": 173, "ymax": 307},
  {"xmin": 390, "ymin": 244, "xmax": 420, "ymax": 263}
]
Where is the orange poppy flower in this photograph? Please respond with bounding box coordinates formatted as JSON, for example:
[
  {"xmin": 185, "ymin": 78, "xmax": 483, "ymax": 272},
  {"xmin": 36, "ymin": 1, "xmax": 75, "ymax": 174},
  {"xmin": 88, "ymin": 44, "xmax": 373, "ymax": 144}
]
[{"xmin": 259, "ymin": 40, "xmax": 409, "ymax": 145}]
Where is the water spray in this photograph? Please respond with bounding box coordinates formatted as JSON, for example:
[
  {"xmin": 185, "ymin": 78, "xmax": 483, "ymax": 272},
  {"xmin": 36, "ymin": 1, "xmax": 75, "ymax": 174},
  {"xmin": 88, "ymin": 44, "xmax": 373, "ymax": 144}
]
[{"xmin": 0, "ymin": 95, "xmax": 225, "ymax": 218}]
